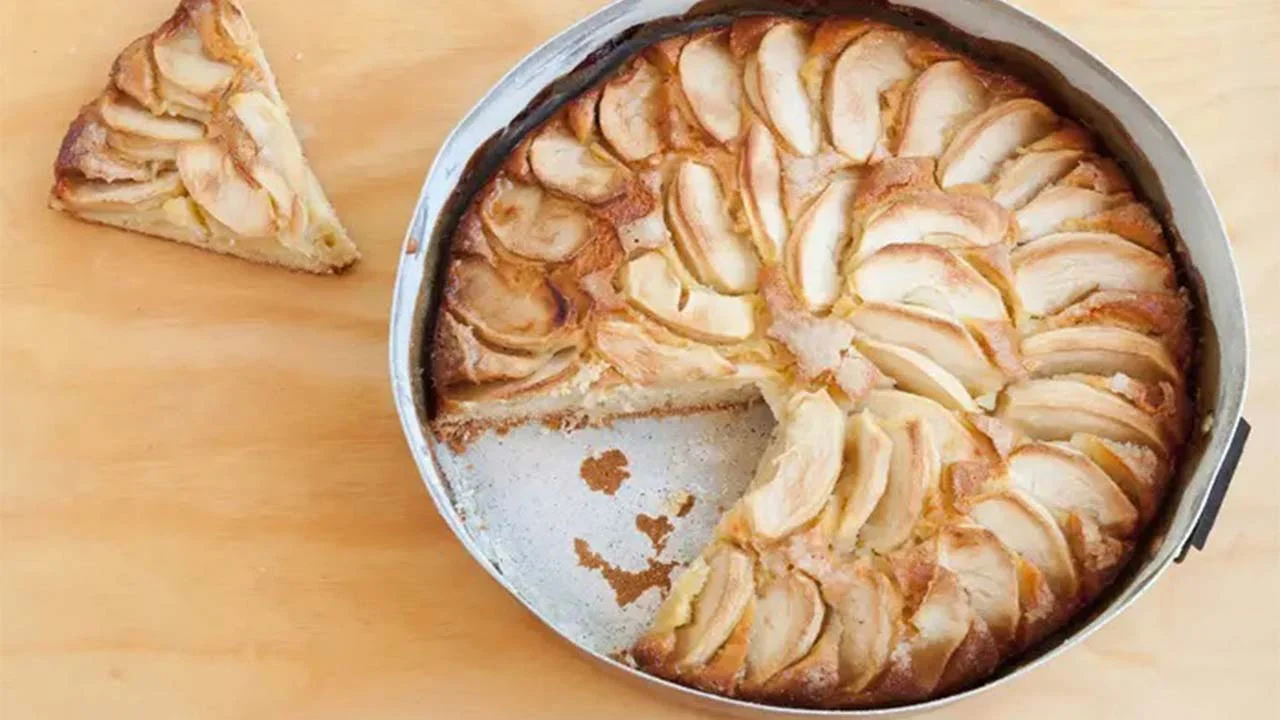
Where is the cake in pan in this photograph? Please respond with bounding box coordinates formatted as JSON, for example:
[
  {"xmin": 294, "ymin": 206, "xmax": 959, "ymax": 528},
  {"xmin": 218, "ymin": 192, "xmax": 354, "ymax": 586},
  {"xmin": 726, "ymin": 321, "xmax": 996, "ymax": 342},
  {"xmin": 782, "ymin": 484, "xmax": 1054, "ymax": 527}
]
[{"xmin": 429, "ymin": 14, "xmax": 1192, "ymax": 708}]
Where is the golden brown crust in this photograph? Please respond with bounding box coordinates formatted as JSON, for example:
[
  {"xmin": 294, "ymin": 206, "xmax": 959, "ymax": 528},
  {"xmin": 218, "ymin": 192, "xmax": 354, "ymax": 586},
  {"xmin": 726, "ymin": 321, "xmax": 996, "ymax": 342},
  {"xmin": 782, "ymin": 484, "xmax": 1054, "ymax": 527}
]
[
  {"xmin": 730, "ymin": 16, "xmax": 787, "ymax": 59},
  {"xmin": 645, "ymin": 36, "xmax": 687, "ymax": 74},
  {"xmin": 504, "ymin": 135, "xmax": 536, "ymax": 182},
  {"xmin": 969, "ymin": 320, "xmax": 1025, "ymax": 380},
  {"xmin": 566, "ymin": 87, "xmax": 601, "ymax": 143},
  {"xmin": 1064, "ymin": 513, "xmax": 1130, "ymax": 599},
  {"xmin": 53, "ymin": 105, "xmax": 150, "ymax": 183},
  {"xmin": 1060, "ymin": 156, "xmax": 1130, "ymax": 194},
  {"xmin": 936, "ymin": 618, "xmax": 1002, "ymax": 694},
  {"xmin": 808, "ymin": 17, "xmax": 874, "ymax": 61},
  {"xmin": 451, "ymin": 210, "xmax": 496, "ymax": 262},
  {"xmin": 854, "ymin": 156, "xmax": 937, "ymax": 214}
]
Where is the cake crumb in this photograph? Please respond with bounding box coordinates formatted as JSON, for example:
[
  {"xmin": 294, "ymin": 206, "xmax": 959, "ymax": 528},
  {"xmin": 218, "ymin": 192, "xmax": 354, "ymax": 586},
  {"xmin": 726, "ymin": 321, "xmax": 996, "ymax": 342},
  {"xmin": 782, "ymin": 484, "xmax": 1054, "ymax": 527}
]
[
  {"xmin": 580, "ymin": 449, "xmax": 630, "ymax": 495},
  {"xmin": 573, "ymin": 538, "xmax": 677, "ymax": 607},
  {"xmin": 676, "ymin": 493, "xmax": 696, "ymax": 518},
  {"xmin": 663, "ymin": 489, "xmax": 696, "ymax": 517}
]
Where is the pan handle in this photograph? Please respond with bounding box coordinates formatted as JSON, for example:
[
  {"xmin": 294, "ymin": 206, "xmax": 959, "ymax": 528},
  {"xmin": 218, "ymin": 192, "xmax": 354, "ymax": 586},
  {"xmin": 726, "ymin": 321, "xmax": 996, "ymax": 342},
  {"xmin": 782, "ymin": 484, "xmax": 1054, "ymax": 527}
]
[{"xmin": 1176, "ymin": 417, "xmax": 1251, "ymax": 562}]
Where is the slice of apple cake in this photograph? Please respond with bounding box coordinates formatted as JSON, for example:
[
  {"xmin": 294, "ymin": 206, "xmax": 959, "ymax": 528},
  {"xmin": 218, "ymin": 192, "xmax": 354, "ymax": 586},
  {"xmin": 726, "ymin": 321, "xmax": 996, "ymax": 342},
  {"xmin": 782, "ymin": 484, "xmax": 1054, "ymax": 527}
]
[
  {"xmin": 430, "ymin": 14, "xmax": 1192, "ymax": 708},
  {"xmin": 49, "ymin": 0, "xmax": 359, "ymax": 274}
]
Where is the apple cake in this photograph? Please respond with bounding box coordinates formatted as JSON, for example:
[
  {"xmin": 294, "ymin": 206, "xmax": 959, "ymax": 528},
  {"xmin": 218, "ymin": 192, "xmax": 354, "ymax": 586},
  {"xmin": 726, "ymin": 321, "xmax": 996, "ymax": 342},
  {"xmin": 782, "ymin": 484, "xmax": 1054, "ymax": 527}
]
[
  {"xmin": 429, "ymin": 15, "xmax": 1192, "ymax": 708},
  {"xmin": 49, "ymin": 0, "xmax": 359, "ymax": 274}
]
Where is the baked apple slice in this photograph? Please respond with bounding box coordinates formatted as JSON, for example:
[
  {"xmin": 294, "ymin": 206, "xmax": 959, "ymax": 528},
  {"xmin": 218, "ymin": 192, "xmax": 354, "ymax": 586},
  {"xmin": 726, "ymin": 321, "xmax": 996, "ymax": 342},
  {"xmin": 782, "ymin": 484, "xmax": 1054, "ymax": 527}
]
[
  {"xmin": 853, "ymin": 191, "xmax": 1012, "ymax": 262},
  {"xmin": 632, "ymin": 556, "xmax": 712, "ymax": 669},
  {"xmin": 444, "ymin": 347, "xmax": 581, "ymax": 402},
  {"xmin": 98, "ymin": 90, "xmax": 206, "ymax": 143},
  {"xmin": 633, "ymin": 544, "xmax": 756, "ymax": 679},
  {"xmin": 1043, "ymin": 290, "xmax": 1191, "ymax": 362},
  {"xmin": 1059, "ymin": 156, "xmax": 1130, "ymax": 194},
  {"xmin": 896, "ymin": 60, "xmax": 988, "ymax": 159},
  {"xmin": 1062, "ymin": 512, "xmax": 1129, "ymax": 599},
  {"xmin": 1009, "ymin": 442, "xmax": 1139, "ymax": 536},
  {"xmin": 151, "ymin": 16, "xmax": 235, "ymax": 100},
  {"xmin": 860, "ymin": 389, "xmax": 987, "ymax": 464},
  {"xmin": 740, "ymin": 121, "xmax": 789, "ymax": 262},
  {"xmin": 102, "ymin": 125, "xmax": 181, "ymax": 166},
  {"xmin": 860, "ymin": 418, "xmax": 940, "ymax": 552},
  {"xmin": 670, "ymin": 160, "xmax": 760, "ymax": 293},
  {"xmin": 479, "ymin": 177, "xmax": 598, "ymax": 262},
  {"xmin": 1016, "ymin": 186, "xmax": 1122, "ymax": 240},
  {"xmin": 826, "ymin": 29, "xmax": 915, "ymax": 162},
  {"xmin": 529, "ymin": 123, "xmax": 631, "ymax": 204},
  {"xmin": 599, "ymin": 57, "xmax": 665, "ymax": 162},
  {"xmin": 756, "ymin": 22, "xmax": 821, "ymax": 155},
  {"xmin": 847, "ymin": 302, "xmax": 1006, "ymax": 395},
  {"xmin": 1069, "ymin": 201, "xmax": 1168, "ymax": 254},
  {"xmin": 785, "ymin": 177, "xmax": 856, "ymax": 311},
  {"xmin": 592, "ymin": 318, "xmax": 735, "ymax": 385},
  {"xmin": 743, "ymin": 390, "xmax": 846, "ymax": 540},
  {"xmin": 1012, "ymin": 232, "xmax": 1176, "ymax": 316},
  {"xmin": 743, "ymin": 572, "xmax": 825, "ymax": 689},
  {"xmin": 937, "ymin": 98, "xmax": 1058, "ymax": 187},
  {"xmin": 991, "ymin": 149, "xmax": 1083, "ymax": 209},
  {"xmin": 825, "ymin": 562, "xmax": 902, "ymax": 696},
  {"xmin": 673, "ymin": 544, "xmax": 757, "ymax": 669},
  {"xmin": 938, "ymin": 524, "xmax": 1020, "ymax": 648},
  {"xmin": 833, "ymin": 411, "xmax": 893, "ymax": 553},
  {"xmin": 968, "ymin": 489, "xmax": 1079, "ymax": 599},
  {"xmin": 433, "ymin": 312, "xmax": 556, "ymax": 388},
  {"xmin": 53, "ymin": 170, "xmax": 184, "ymax": 213},
  {"xmin": 753, "ymin": 612, "xmax": 843, "ymax": 705},
  {"xmin": 779, "ymin": 150, "xmax": 856, "ymax": 221},
  {"xmin": 1070, "ymin": 433, "xmax": 1164, "ymax": 522},
  {"xmin": 444, "ymin": 257, "xmax": 576, "ymax": 352},
  {"xmin": 996, "ymin": 377, "xmax": 1168, "ymax": 453},
  {"xmin": 887, "ymin": 565, "xmax": 973, "ymax": 697},
  {"xmin": 852, "ymin": 244, "xmax": 1008, "ymax": 323},
  {"xmin": 855, "ymin": 338, "xmax": 978, "ymax": 412},
  {"xmin": 686, "ymin": 596, "xmax": 756, "ymax": 695},
  {"xmin": 1021, "ymin": 326, "xmax": 1181, "ymax": 384},
  {"xmin": 618, "ymin": 251, "xmax": 756, "ymax": 344},
  {"xmin": 679, "ymin": 30, "xmax": 744, "ymax": 144}
]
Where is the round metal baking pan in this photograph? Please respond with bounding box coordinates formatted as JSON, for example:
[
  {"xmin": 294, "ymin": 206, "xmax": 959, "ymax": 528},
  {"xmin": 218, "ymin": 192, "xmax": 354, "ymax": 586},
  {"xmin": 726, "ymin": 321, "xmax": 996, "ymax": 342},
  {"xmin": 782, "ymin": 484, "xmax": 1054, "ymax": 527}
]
[{"xmin": 389, "ymin": 0, "xmax": 1251, "ymax": 714}]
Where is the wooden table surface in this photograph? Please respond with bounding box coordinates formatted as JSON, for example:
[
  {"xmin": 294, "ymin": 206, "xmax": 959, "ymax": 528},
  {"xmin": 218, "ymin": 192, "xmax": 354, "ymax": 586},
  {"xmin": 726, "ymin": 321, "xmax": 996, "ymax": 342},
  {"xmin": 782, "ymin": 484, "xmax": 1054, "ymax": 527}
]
[{"xmin": 2, "ymin": 1, "xmax": 1277, "ymax": 718}]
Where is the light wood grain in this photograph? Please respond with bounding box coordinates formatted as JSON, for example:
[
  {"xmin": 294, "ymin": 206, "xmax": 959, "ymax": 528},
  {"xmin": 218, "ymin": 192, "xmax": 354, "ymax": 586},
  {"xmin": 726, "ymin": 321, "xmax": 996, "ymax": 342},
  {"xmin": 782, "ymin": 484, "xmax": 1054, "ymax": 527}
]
[{"xmin": 1, "ymin": 1, "xmax": 1277, "ymax": 718}]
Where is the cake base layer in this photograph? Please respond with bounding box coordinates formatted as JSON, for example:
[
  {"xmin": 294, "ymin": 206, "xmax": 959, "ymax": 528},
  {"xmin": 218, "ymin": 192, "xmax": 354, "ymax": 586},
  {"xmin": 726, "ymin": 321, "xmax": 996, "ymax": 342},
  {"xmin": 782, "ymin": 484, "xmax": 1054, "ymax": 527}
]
[{"xmin": 433, "ymin": 366, "xmax": 766, "ymax": 449}]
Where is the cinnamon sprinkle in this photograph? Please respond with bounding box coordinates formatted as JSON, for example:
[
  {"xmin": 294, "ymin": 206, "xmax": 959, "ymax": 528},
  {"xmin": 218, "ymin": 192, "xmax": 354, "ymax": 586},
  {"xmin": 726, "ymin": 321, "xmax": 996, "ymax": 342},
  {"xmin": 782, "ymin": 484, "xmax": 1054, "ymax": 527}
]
[
  {"xmin": 635, "ymin": 513, "xmax": 675, "ymax": 555},
  {"xmin": 573, "ymin": 538, "xmax": 678, "ymax": 607},
  {"xmin": 579, "ymin": 448, "xmax": 630, "ymax": 495}
]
